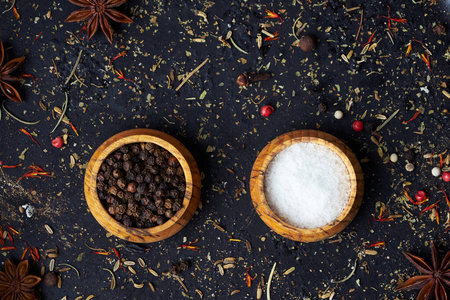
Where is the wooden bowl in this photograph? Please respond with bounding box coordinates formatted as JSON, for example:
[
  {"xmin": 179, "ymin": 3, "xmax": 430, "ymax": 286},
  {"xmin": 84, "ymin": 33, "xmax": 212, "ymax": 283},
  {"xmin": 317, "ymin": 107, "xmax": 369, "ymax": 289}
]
[
  {"xmin": 84, "ymin": 129, "xmax": 201, "ymax": 243},
  {"xmin": 250, "ymin": 130, "xmax": 363, "ymax": 242}
]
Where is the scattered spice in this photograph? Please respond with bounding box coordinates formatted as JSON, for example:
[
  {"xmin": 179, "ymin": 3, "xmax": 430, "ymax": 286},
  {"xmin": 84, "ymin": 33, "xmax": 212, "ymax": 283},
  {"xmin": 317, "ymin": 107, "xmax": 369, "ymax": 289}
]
[
  {"xmin": 236, "ymin": 72, "xmax": 272, "ymax": 87},
  {"xmin": 44, "ymin": 272, "xmax": 58, "ymax": 287},
  {"xmin": 0, "ymin": 259, "xmax": 41, "ymax": 299},
  {"xmin": 297, "ymin": 35, "xmax": 316, "ymax": 52},
  {"xmin": 52, "ymin": 136, "xmax": 64, "ymax": 149},
  {"xmin": 352, "ymin": 120, "xmax": 364, "ymax": 132}
]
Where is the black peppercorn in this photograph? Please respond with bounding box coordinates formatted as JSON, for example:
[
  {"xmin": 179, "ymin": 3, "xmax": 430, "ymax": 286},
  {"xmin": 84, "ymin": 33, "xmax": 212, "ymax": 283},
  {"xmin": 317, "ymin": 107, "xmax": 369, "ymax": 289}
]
[
  {"xmin": 97, "ymin": 181, "xmax": 107, "ymax": 191},
  {"xmin": 153, "ymin": 148, "xmax": 162, "ymax": 158},
  {"xmin": 115, "ymin": 204, "xmax": 126, "ymax": 215},
  {"xmin": 154, "ymin": 175, "xmax": 162, "ymax": 184},
  {"xmin": 162, "ymin": 150, "xmax": 171, "ymax": 159},
  {"xmin": 106, "ymin": 157, "xmax": 116, "ymax": 166},
  {"xmin": 122, "ymin": 215, "xmax": 133, "ymax": 227},
  {"xmin": 404, "ymin": 149, "xmax": 414, "ymax": 161},
  {"xmin": 123, "ymin": 153, "xmax": 132, "ymax": 161},
  {"xmin": 137, "ymin": 183, "xmax": 147, "ymax": 194},
  {"xmin": 136, "ymin": 174, "xmax": 144, "ymax": 184},
  {"xmin": 133, "ymin": 163, "xmax": 142, "ymax": 173},
  {"xmin": 108, "ymin": 205, "xmax": 116, "ymax": 215},
  {"xmin": 125, "ymin": 171, "xmax": 136, "ymax": 181},
  {"xmin": 169, "ymin": 264, "xmax": 181, "ymax": 275},
  {"xmin": 170, "ymin": 177, "xmax": 180, "ymax": 187},
  {"xmin": 156, "ymin": 216, "xmax": 164, "ymax": 225},
  {"xmin": 168, "ymin": 156, "xmax": 179, "ymax": 167},
  {"xmin": 165, "ymin": 209, "xmax": 174, "ymax": 218},
  {"xmin": 179, "ymin": 261, "xmax": 189, "ymax": 271},
  {"xmin": 108, "ymin": 186, "xmax": 119, "ymax": 196},
  {"xmin": 139, "ymin": 151, "xmax": 149, "ymax": 161},
  {"xmin": 164, "ymin": 199, "xmax": 173, "ymax": 210},
  {"xmin": 127, "ymin": 182, "xmax": 138, "ymax": 193},
  {"xmin": 114, "ymin": 151, "xmax": 123, "ymax": 161},
  {"xmin": 148, "ymin": 202, "xmax": 157, "ymax": 212},
  {"xmin": 156, "ymin": 157, "xmax": 164, "ymax": 166},
  {"xmin": 120, "ymin": 145, "xmax": 129, "ymax": 154},
  {"xmin": 166, "ymin": 167, "xmax": 176, "ymax": 176},
  {"xmin": 169, "ymin": 189, "xmax": 179, "ymax": 199},
  {"xmin": 145, "ymin": 143, "xmax": 156, "ymax": 153},
  {"xmin": 97, "ymin": 172, "xmax": 106, "ymax": 182},
  {"xmin": 117, "ymin": 190, "xmax": 124, "ymax": 199},
  {"xmin": 131, "ymin": 144, "xmax": 140, "ymax": 155},
  {"xmin": 178, "ymin": 183, "xmax": 186, "ymax": 192},
  {"xmin": 176, "ymin": 167, "xmax": 184, "ymax": 177},
  {"xmin": 112, "ymin": 169, "xmax": 123, "ymax": 178},
  {"xmin": 101, "ymin": 163, "xmax": 108, "ymax": 172},
  {"xmin": 148, "ymin": 182, "xmax": 157, "ymax": 193},
  {"xmin": 155, "ymin": 198, "xmax": 164, "ymax": 208},
  {"xmin": 117, "ymin": 178, "xmax": 127, "ymax": 190},
  {"xmin": 173, "ymin": 201, "xmax": 182, "ymax": 212},
  {"xmin": 123, "ymin": 161, "xmax": 133, "ymax": 171}
]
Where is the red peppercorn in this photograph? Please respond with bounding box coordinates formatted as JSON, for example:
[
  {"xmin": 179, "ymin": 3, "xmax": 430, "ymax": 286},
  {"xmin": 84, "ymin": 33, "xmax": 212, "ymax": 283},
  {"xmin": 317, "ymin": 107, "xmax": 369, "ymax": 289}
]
[
  {"xmin": 415, "ymin": 190, "xmax": 427, "ymax": 202},
  {"xmin": 352, "ymin": 120, "xmax": 364, "ymax": 132},
  {"xmin": 443, "ymin": 172, "xmax": 450, "ymax": 182},
  {"xmin": 261, "ymin": 105, "xmax": 274, "ymax": 117},
  {"xmin": 52, "ymin": 136, "xmax": 64, "ymax": 149}
]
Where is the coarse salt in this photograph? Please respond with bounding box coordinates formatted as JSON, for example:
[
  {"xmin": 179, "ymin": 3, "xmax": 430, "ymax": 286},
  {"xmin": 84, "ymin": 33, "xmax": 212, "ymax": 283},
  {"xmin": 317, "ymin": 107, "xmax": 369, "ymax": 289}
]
[{"xmin": 264, "ymin": 142, "xmax": 351, "ymax": 229}]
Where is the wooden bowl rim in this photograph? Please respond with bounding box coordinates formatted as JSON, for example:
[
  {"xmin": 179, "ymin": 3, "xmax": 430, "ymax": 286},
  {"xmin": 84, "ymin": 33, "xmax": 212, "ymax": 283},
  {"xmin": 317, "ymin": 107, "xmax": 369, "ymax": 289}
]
[
  {"xmin": 84, "ymin": 129, "xmax": 198, "ymax": 242},
  {"xmin": 250, "ymin": 129, "xmax": 363, "ymax": 242}
]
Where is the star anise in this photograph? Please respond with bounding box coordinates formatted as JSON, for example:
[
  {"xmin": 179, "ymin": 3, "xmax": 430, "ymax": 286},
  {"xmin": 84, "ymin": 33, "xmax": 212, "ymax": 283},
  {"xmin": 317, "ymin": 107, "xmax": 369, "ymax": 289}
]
[
  {"xmin": 64, "ymin": 0, "xmax": 133, "ymax": 44},
  {"xmin": 396, "ymin": 240, "xmax": 450, "ymax": 300},
  {"xmin": 0, "ymin": 259, "xmax": 41, "ymax": 300},
  {"xmin": 0, "ymin": 42, "xmax": 25, "ymax": 103}
]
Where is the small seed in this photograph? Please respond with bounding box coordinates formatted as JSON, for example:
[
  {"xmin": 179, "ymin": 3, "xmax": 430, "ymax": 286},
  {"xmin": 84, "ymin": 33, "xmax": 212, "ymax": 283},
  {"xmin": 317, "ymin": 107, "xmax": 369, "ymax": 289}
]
[
  {"xmin": 49, "ymin": 259, "xmax": 55, "ymax": 272},
  {"xmin": 195, "ymin": 289, "xmax": 203, "ymax": 299},
  {"xmin": 39, "ymin": 101, "xmax": 48, "ymax": 111},
  {"xmin": 443, "ymin": 90, "xmax": 450, "ymax": 99},
  {"xmin": 365, "ymin": 249, "xmax": 378, "ymax": 255},
  {"xmin": 246, "ymin": 240, "xmax": 252, "ymax": 252},
  {"xmin": 375, "ymin": 114, "xmax": 387, "ymax": 120},
  {"xmin": 19, "ymin": 206, "xmax": 24, "ymax": 213},
  {"xmin": 57, "ymin": 275, "xmax": 62, "ymax": 288},
  {"xmin": 128, "ymin": 266, "xmax": 137, "ymax": 274},
  {"xmin": 423, "ymin": 153, "xmax": 433, "ymax": 159},
  {"xmin": 230, "ymin": 289, "xmax": 240, "ymax": 295},
  {"xmin": 113, "ymin": 260, "xmax": 120, "ymax": 272},
  {"xmin": 48, "ymin": 253, "xmax": 59, "ymax": 258},
  {"xmin": 75, "ymin": 297, "xmax": 83, "ymax": 300},
  {"xmin": 132, "ymin": 280, "xmax": 144, "ymax": 288},
  {"xmin": 223, "ymin": 263, "xmax": 235, "ymax": 269},
  {"xmin": 138, "ymin": 258, "xmax": 146, "ymax": 268},
  {"xmin": 218, "ymin": 264, "xmax": 224, "ymax": 276},
  {"xmin": 148, "ymin": 268, "xmax": 159, "ymax": 277},
  {"xmin": 257, "ymin": 283, "xmax": 262, "ymax": 299},
  {"xmin": 123, "ymin": 261, "xmax": 135, "ymax": 266},
  {"xmin": 44, "ymin": 224, "xmax": 54, "ymax": 234},
  {"xmin": 283, "ymin": 267, "xmax": 295, "ymax": 275},
  {"xmin": 149, "ymin": 282, "xmax": 156, "ymax": 292},
  {"xmin": 61, "ymin": 297, "xmax": 67, "ymax": 300},
  {"xmin": 223, "ymin": 257, "xmax": 236, "ymax": 264},
  {"xmin": 41, "ymin": 266, "xmax": 45, "ymax": 277},
  {"xmin": 58, "ymin": 268, "xmax": 71, "ymax": 272},
  {"xmin": 86, "ymin": 295, "xmax": 95, "ymax": 300},
  {"xmin": 214, "ymin": 259, "xmax": 223, "ymax": 266},
  {"xmin": 341, "ymin": 54, "xmax": 349, "ymax": 63}
]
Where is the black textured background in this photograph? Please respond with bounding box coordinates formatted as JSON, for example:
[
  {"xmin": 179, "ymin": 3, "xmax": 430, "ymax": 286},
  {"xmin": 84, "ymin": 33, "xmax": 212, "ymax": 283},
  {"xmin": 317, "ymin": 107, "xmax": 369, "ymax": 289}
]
[{"xmin": 1, "ymin": 0, "xmax": 450, "ymax": 299}]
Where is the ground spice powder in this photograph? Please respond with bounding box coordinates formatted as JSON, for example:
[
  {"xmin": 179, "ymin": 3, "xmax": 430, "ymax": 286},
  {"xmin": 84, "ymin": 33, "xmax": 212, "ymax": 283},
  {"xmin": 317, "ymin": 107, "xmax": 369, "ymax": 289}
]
[{"xmin": 264, "ymin": 142, "xmax": 351, "ymax": 229}]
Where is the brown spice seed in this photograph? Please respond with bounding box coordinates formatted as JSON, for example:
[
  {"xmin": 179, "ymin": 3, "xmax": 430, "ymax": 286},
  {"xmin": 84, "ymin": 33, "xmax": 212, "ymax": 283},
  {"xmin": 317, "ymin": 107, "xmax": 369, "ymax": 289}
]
[
  {"xmin": 149, "ymin": 282, "xmax": 156, "ymax": 292},
  {"xmin": 230, "ymin": 289, "xmax": 240, "ymax": 295}
]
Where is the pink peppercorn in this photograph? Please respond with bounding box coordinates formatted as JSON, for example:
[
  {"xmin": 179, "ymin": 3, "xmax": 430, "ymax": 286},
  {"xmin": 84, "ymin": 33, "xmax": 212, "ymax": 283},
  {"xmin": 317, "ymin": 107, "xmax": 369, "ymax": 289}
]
[
  {"xmin": 443, "ymin": 172, "xmax": 450, "ymax": 182},
  {"xmin": 415, "ymin": 190, "xmax": 427, "ymax": 202},
  {"xmin": 52, "ymin": 136, "xmax": 64, "ymax": 149},
  {"xmin": 352, "ymin": 120, "xmax": 364, "ymax": 132},
  {"xmin": 261, "ymin": 105, "xmax": 274, "ymax": 117}
]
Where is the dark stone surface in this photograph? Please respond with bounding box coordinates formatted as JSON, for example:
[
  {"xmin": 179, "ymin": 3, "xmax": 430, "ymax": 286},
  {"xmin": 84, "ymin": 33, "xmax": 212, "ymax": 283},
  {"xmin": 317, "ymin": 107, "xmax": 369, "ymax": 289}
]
[{"xmin": 0, "ymin": 0, "xmax": 450, "ymax": 299}]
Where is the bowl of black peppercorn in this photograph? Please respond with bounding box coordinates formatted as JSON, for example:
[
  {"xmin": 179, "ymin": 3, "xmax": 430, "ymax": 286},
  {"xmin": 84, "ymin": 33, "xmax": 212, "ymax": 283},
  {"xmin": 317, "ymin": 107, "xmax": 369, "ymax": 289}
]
[{"xmin": 84, "ymin": 129, "xmax": 201, "ymax": 243}]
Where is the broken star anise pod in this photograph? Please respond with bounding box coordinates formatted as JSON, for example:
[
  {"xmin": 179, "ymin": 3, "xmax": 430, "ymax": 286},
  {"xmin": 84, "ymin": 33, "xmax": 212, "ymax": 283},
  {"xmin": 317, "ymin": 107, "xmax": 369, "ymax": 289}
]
[
  {"xmin": 0, "ymin": 41, "xmax": 25, "ymax": 103},
  {"xmin": 0, "ymin": 258, "xmax": 42, "ymax": 300},
  {"xmin": 396, "ymin": 240, "xmax": 450, "ymax": 300},
  {"xmin": 65, "ymin": 0, "xmax": 133, "ymax": 44}
]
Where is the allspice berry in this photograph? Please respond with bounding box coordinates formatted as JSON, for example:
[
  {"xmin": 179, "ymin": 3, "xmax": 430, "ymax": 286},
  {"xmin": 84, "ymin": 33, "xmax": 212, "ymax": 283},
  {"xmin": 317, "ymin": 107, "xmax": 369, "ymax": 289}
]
[
  {"xmin": 44, "ymin": 272, "xmax": 58, "ymax": 286},
  {"xmin": 298, "ymin": 35, "xmax": 316, "ymax": 52}
]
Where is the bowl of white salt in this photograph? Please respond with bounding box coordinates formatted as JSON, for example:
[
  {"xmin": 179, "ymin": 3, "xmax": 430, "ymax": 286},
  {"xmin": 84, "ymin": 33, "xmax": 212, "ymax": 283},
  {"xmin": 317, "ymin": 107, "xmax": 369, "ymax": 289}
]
[{"xmin": 250, "ymin": 130, "xmax": 363, "ymax": 242}]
